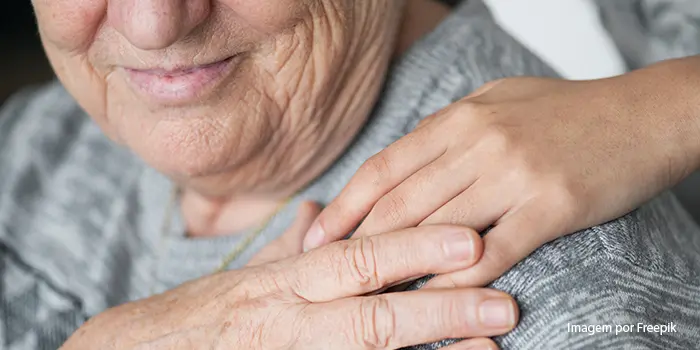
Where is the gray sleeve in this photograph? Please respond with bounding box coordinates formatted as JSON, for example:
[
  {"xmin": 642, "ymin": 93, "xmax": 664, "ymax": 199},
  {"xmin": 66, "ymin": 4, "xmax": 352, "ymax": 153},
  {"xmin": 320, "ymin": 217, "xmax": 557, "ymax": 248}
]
[
  {"xmin": 407, "ymin": 191, "xmax": 700, "ymax": 350},
  {"xmin": 594, "ymin": 0, "xmax": 700, "ymax": 69}
]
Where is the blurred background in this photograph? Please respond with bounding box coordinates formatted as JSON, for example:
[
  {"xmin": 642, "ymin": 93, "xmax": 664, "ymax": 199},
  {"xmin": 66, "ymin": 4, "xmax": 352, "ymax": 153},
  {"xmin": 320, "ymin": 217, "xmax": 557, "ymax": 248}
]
[
  {"xmin": 1, "ymin": 0, "xmax": 698, "ymax": 220},
  {"xmin": 0, "ymin": 2, "xmax": 54, "ymax": 103}
]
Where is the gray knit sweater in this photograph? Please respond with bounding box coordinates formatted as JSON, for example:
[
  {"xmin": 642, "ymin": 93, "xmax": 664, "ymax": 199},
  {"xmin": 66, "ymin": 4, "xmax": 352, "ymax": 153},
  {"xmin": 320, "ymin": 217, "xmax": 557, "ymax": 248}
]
[{"xmin": 1, "ymin": 1, "xmax": 700, "ymax": 349}]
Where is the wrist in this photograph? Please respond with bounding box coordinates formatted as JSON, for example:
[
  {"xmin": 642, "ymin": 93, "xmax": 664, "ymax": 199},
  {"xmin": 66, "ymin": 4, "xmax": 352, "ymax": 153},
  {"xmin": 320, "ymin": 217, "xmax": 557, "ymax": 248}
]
[{"xmin": 617, "ymin": 56, "xmax": 700, "ymax": 182}]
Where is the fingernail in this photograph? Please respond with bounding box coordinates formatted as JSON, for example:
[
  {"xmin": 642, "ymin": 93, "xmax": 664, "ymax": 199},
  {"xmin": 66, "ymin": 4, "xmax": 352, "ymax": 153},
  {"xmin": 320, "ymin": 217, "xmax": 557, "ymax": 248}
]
[
  {"xmin": 443, "ymin": 230, "xmax": 474, "ymax": 261},
  {"xmin": 479, "ymin": 298, "xmax": 516, "ymax": 328},
  {"xmin": 303, "ymin": 220, "xmax": 325, "ymax": 252}
]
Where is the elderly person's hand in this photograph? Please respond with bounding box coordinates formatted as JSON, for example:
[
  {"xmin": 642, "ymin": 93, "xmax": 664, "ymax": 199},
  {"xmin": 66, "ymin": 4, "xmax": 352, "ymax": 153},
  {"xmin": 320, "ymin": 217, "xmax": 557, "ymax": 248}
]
[
  {"xmin": 61, "ymin": 224, "xmax": 514, "ymax": 350},
  {"xmin": 304, "ymin": 59, "xmax": 700, "ymax": 288}
]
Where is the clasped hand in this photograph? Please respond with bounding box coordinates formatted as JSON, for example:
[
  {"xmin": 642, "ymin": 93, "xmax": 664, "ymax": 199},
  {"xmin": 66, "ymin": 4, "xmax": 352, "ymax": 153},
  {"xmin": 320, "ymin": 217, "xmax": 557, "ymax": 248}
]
[{"xmin": 63, "ymin": 214, "xmax": 515, "ymax": 350}]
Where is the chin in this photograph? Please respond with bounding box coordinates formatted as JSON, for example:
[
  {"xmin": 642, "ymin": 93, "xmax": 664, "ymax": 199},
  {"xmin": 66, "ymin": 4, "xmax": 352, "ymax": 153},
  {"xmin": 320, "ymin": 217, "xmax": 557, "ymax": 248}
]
[
  {"xmin": 131, "ymin": 131, "xmax": 240, "ymax": 181},
  {"xmin": 168, "ymin": 141, "xmax": 245, "ymax": 179}
]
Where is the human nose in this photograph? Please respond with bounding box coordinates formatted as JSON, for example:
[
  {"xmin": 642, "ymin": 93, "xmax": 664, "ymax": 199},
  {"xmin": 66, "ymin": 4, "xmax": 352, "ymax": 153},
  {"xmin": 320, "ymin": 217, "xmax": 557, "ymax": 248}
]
[{"xmin": 108, "ymin": 0, "xmax": 210, "ymax": 50}]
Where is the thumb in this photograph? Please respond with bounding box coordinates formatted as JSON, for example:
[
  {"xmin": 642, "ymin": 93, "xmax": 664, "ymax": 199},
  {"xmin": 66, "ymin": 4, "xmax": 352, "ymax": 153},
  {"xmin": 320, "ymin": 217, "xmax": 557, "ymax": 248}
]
[{"xmin": 247, "ymin": 201, "xmax": 322, "ymax": 266}]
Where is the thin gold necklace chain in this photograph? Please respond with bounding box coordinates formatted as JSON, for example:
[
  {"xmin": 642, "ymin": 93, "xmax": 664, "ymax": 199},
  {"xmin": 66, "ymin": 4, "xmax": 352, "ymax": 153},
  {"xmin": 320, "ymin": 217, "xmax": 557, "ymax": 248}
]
[
  {"xmin": 156, "ymin": 186, "xmax": 293, "ymax": 281},
  {"xmin": 213, "ymin": 196, "xmax": 294, "ymax": 273}
]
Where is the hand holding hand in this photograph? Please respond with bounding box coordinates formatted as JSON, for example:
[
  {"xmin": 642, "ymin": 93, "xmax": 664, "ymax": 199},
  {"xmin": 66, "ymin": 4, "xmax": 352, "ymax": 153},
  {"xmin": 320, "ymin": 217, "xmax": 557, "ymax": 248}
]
[{"xmin": 304, "ymin": 69, "xmax": 700, "ymax": 288}]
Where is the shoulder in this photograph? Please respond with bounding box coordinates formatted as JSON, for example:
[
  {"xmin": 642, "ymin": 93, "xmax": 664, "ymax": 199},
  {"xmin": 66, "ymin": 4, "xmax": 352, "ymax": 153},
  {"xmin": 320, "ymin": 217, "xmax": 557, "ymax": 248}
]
[{"xmin": 493, "ymin": 192, "xmax": 700, "ymax": 349}]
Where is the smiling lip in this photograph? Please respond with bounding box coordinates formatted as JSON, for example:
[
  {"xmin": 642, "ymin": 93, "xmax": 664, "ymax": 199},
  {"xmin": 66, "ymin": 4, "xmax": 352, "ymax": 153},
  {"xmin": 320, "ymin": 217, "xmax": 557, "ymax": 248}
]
[{"xmin": 124, "ymin": 56, "xmax": 238, "ymax": 105}]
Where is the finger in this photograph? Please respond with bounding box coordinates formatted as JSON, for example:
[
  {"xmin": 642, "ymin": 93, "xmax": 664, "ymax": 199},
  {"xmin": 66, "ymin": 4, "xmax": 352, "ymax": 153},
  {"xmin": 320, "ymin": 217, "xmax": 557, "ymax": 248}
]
[
  {"xmin": 424, "ymin": 203, "xmax": 555, "ymax": 289},
  {"xmin": 441, "ymin": 338, "xmax": 500, "ymax": 350},
  {"xmin": 419, "ymin": 175, "xmax": 512, "ymax": 232},
  {"xmin": 290, "ymin": 225, "xmax": 483, "ymax": 302},
  {"xmin": 302, "ymin": 288, "xmax": 517, "ymax": 350},
  {"xmin": 247, "ymin": 201, "xmax": 321, "ymax": 267},
  {"xmin": 362, "ymin": 178, "xmax": 506, "ymax": 292},
  {"xmin": 352, "ymin": 151, "xmax": 478, "ymax": 238},
  {"xmin": 279, "ymin": 201, "xmax": 322, "ymax": 250},
  {"xmin": 302, "ymin": 126, "xmax": 447, "ymax": 251}
]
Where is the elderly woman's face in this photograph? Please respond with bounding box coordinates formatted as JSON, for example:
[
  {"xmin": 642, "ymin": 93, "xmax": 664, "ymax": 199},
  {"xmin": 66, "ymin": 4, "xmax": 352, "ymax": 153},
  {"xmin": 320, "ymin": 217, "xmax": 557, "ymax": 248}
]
[{"xmin": 32, "ymin": 0, "xmax": 403, "ymax": 195}]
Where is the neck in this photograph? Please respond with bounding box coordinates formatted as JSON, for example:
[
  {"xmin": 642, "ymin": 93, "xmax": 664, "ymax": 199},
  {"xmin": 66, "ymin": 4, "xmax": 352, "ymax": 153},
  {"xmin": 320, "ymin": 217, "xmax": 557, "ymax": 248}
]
[{"xmin": 182, "ymin": 0, "xmax": 450, "ymax": 237}]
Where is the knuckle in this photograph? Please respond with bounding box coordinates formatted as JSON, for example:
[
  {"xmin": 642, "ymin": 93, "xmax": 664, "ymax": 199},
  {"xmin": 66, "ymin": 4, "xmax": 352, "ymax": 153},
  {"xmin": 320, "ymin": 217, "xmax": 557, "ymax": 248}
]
[
  {"xmin": 342, "ymin": 237, "xmax": 382, "ymax": 289},
  {"xmin": 551, "ymin": 178, "xmax": 578, "ymax": 204},
  {"xmin": 360, "ymin": 153, "xmax": 393, "ymax": 187},
  {"xmin": 508, "ymin": 154, "xmax": 537, "ymax": 185},
  {"xmin": 544, "ymin": 175, "xmax": 583, "ymax": 221},
  {"xmin": 353, "ymin": 296, "xmax": 396, "ymax": 349},
  {"xmin": 249, "ymin": 267, "xmax": 290, "ymax": 297},
  {"xmin": 480, "ymin": 125, "xmax": 513, "ymax": 155},
  {"xmin": 373, "ymin": 193, "xmax": 408, "ymax": 228}
]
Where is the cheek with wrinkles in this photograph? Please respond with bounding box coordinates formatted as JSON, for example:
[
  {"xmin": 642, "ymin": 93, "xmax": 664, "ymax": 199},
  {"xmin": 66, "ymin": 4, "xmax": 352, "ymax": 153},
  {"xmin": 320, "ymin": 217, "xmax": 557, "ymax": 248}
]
[
  {"xmin": 30, "ymin": 0, "xmax": 378, "ymax": 191},
  {"xmin": 224, "ymin": 0, "xmax": 310, "ymax": 33},
  {"xmin": 43, "ymin": 41, "xmax": 114, "ymax": 135},
  {"xmin": 33, "ymin": 0, "xmax": 106, "ymax": 52},
  {"xmin": 34, "ymin": 0, "xmax": 114, "ymax": 138},
  {"xmin": 114, "ymin": 71, "xmax": 280, "ymax": 178}
]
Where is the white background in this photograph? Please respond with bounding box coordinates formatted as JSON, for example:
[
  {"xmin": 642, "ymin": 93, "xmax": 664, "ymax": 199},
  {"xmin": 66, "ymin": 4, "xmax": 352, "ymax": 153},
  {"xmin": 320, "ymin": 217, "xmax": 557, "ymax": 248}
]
[{"xmin": 483, "ymin": 0, "xmax": 627, "ymax": 79}]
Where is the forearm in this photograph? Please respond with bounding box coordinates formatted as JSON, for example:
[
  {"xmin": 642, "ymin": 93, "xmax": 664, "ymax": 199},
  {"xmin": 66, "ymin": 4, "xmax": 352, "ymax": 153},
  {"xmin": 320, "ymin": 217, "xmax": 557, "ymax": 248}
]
[{"xmin": 615, "ymin": 55, "xmax": 700, "ymax": 182}]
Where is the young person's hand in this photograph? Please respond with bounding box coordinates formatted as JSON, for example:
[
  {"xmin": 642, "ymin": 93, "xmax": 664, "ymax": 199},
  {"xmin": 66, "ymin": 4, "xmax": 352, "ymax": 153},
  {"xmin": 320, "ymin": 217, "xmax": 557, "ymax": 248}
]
[{"xmin": 305, "ymin": 58, "xmax": 700, "ymax": 288}]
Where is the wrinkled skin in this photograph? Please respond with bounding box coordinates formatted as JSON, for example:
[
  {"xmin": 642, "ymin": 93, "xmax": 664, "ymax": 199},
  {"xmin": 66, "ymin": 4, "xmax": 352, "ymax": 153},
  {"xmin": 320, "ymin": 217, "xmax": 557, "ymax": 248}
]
[
  {"xmin": 33, "ymin": 1, "xmax": 517, "ymax": 348},
  {"xmin": 33, "ymin": 0, "xmax": 401, "ymax": 200},
  {"xmin": 62, "ymin": 218, "xmax": 514, "ymax": 349}
]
